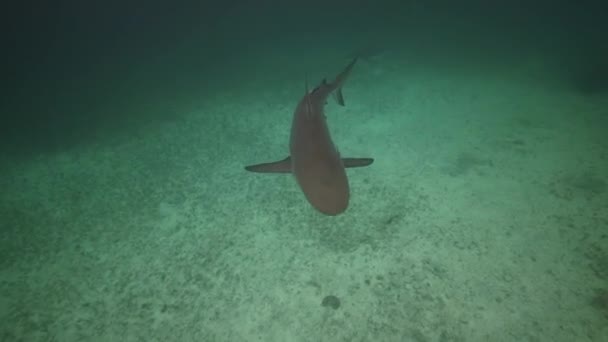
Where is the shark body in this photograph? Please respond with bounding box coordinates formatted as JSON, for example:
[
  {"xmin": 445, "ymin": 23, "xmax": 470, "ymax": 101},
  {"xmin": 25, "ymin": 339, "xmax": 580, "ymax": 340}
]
[{"xmin": 245, "ymin": 58, "xmax": 373, "ymax": 215}]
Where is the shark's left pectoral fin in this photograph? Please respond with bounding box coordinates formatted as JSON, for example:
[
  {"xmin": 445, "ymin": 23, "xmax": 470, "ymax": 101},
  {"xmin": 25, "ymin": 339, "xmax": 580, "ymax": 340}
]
[
  {"xmin": 245, "ymin": 156, "xmax": 292, "ymax": 173},
  {"xmin": 342, "ymin": 157, "xmax": 374, "ymax": 168}
]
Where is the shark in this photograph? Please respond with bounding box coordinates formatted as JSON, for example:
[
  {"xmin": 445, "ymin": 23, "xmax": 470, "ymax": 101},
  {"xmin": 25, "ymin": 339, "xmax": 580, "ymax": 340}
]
[{"xmin": 245, "ymin": 58, "xmax": 374, "ymax": 215}]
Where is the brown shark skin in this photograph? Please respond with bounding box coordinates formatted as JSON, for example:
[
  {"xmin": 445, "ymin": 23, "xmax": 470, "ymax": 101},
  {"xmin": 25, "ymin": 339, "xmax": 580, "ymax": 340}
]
[
  {"xmin": 290, "ymin": 59, "xmax": 357, "ymax": 215},
  {"xmin": 245, "ymin": 58, "xmax": 373, "ymax": 215}
]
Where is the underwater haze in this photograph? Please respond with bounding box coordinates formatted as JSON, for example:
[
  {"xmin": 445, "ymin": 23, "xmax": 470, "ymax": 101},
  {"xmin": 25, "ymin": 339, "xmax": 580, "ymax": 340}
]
[{"xmin": 1, "ymin": 0, "xmax": 607, "ymax": 341}]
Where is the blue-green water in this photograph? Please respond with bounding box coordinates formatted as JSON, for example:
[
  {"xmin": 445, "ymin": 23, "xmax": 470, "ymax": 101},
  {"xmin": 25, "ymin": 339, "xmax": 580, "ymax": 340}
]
[{"xmin": 1, "ymin": 1, "xmax": 607, "ymax": 341}]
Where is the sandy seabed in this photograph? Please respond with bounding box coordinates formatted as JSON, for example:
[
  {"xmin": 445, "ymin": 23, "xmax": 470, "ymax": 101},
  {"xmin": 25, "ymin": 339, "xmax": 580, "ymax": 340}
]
[{"xmin": 1, "ymin": 51, "xmax": 607, "ymax": 341}]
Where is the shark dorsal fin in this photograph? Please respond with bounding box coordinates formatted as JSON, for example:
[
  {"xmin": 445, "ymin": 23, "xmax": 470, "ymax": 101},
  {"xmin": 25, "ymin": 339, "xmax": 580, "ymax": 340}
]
[{"xmin": 304, "ymin": 74, "xmax": 314, "ymax": 118}]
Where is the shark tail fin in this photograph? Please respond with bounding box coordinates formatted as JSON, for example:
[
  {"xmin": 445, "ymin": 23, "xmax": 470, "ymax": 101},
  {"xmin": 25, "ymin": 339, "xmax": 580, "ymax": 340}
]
[{"xmin": 330, "ymin": 57, "xmax": 357, "ymax": 106}]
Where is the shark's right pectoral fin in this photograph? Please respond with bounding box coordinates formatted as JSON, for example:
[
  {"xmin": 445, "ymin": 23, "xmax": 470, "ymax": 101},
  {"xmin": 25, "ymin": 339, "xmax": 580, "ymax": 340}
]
[
  {"xmin": 244, "ymin": 156, "xmax": 292, "ymax": 173},
  {"xmin": 342, "ymin": 157, "xmax": 374, "ymax": 168}
]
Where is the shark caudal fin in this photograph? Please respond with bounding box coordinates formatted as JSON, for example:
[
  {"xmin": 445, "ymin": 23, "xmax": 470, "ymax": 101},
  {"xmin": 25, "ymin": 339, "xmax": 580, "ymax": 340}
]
[
  {"xmin": 244, "ymin": 156, "xmax": 292, "ymax": 173},
  {"xmin": 330, "ymin": 58, "xmax": 357, "ymax": 106}
]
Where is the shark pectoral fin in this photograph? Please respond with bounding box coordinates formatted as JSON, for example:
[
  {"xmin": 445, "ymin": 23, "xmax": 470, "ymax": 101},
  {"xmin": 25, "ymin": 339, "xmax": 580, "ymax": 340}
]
[
  {"xmin": 342, "ymin": 157, "xmax": 374, "ymax": 168},
  {"xmin": 244, "ymin": 156, "xmax": 292, "ymax": 173},
  {"xmin": 333, "ymin": 87, "xmax": 346, "ymax": 106}
]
